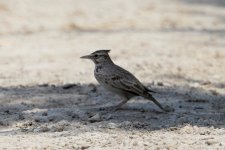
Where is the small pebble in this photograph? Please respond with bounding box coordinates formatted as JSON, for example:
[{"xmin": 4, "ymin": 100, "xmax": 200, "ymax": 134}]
[
  {"xmin": 80, "ymin": 145, "xmax": 90, "ymax": 150},
  {"xmin": 157, "ymin": 82, "xmax": 164, "ymax": 86},
  {"xmin": 88, "ymin": 113, "xmax": 102, "ymax": 123},
  {"xmin": 88, "ymin": 83, "xmax": 97, "ymax": 92},
  {"xmin": 42, "ymin": 112, "xmax": 48, "ymax": 116},
  {"xmin": 205, "ymin": 140, "xmax": 218, "ymax": 145},
  {"xmin": 194, "ymin": 107, "xmax": 204, "ymax": 110},
  {"xmin": 38, "ymin": 84, "xmax": 49, "ymax": 87},
  {"xmin": 62, "ymin": 83, "xmax": 77, "ymax": 89},
  {"xmin": 107, "ymin": 122, "xmax": 118, "ymax": 129},
  {"xmin": 210, "ymin": 90, "xmax": 218, "ymax": 96}
]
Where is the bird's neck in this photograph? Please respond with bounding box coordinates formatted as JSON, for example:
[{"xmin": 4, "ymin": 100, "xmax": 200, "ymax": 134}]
[
  {"xmin": 105, "ymin": 57, "xmax": 114, "ymax": 65},
  {"xmin": 95, "ymin": 56, "xmax": 114, "ymax": 66}
]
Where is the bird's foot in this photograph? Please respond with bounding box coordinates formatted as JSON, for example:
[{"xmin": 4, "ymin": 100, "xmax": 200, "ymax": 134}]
[
  {"xmin": 88, "ymin": 113, "xmax": 102, "ymax": 123},
  {"xmin": 88, "ymin": 112, "xmax": 112, "ymax": 123}
]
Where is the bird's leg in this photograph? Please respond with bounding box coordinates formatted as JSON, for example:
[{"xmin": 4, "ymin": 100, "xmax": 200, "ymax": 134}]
[
  {"xmin": 98, "ymin": 97, "xmax": 129, "ymax": 112},
  {"xmin": 109, "ymin": 99, "xmax": 129, "ymax": 112},
  {"xmin": 97, "ymin": 99, "xmax": 129, "ymax": 120}
]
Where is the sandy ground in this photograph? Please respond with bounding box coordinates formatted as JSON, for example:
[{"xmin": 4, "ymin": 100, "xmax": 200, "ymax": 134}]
[{"xmin": 0, "ymin": 0, "xmax": 225, "ymax": 149}]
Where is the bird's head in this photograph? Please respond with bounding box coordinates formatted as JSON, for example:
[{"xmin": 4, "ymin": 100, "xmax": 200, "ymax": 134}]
[{"xmin": 80, "ymin": 50, "xmax": 112, "ymax": 64}]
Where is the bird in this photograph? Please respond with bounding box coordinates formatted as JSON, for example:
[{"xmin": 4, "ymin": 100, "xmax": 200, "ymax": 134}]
[{"xmin": 81, "ymin": 50, "xmax": 170, "ymax": 112}]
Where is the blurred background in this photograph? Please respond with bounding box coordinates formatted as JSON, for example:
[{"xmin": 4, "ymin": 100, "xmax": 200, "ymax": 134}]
[
  {"xmin": 0, "ymin": 0, "xmax": 224, "ymax": 87},
  {"xmin": 0, "ymin": 1, "xmax": 225, "ymax": 149}
]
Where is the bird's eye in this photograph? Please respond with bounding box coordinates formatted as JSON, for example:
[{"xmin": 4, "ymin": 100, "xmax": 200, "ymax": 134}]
[{"xmin": 94, "ymin": 54, "xmax": 98, "ymax": 58}]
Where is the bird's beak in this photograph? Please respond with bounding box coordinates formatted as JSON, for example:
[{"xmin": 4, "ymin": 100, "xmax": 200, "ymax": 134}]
[{"xmin": 80, "ymin": 54, "xmax": 92, "ymax": 59}]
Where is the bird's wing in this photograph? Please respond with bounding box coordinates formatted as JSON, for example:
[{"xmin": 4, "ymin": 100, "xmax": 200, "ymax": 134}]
[
  {"xmin": 106, "ymin": 76, "xmax": 145, "ymax": 95},
  {"xmin": 105, "ymin": 66, "xmax": 147, "ymax": 95}
]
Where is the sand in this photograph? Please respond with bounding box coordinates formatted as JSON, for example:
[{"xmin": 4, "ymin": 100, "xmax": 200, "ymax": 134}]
[{"xmin": 0, "ymin": 0, "xmax": 225, "ymax": 149}]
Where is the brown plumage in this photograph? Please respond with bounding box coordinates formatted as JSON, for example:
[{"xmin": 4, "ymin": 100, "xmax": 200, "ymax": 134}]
[{"xmin": 81, "ymin": 50, "xmax": 170, "ymax": 112}]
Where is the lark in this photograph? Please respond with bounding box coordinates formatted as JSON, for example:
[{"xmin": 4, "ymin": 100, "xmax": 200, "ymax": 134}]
[{"xmin": 81, "ymin": 50, "xmax": 170, "ymax": 112}]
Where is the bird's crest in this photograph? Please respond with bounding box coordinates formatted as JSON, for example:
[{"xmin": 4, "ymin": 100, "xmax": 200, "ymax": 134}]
[{"xmin": 92, "ymin": 50, "xmax": 110, "ymax": 55}]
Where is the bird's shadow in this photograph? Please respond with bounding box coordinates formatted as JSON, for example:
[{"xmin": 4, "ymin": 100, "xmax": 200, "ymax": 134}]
[{"xmin": 0, "ymin": 81, "xmax": 224, "ymax": 134}]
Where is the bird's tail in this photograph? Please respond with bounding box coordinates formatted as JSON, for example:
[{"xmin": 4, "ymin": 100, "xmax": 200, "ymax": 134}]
[{"xmin": 143, "ymin": 91, "xmax": 167, "ymax": 112}]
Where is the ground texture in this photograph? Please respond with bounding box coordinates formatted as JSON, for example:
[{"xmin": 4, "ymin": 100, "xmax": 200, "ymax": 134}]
[{"xmin": 0, "ymin": 0, "xmax": 225, "ymax": 149}]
